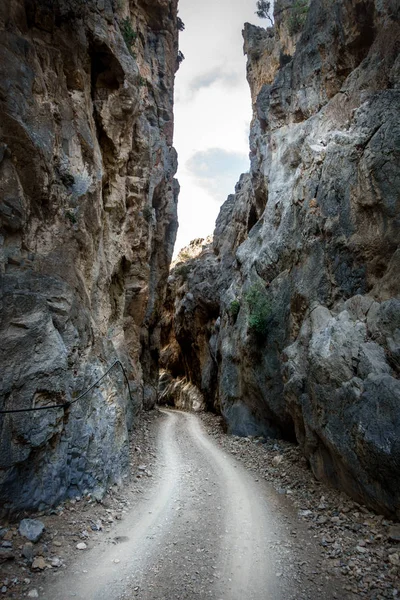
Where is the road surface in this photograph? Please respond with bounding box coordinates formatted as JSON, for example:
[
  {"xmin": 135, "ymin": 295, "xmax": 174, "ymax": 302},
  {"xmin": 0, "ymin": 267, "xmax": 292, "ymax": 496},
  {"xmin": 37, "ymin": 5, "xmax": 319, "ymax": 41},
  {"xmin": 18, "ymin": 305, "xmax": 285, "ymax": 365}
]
[{"xmin": 42, "ymin": 409, "xmax": 348, "ymax": 600}]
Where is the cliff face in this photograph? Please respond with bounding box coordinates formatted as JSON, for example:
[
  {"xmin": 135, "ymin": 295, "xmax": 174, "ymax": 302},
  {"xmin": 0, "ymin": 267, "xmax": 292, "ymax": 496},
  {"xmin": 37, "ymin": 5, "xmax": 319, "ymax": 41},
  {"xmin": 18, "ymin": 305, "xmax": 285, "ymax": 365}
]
[
  {"xmin": 0, "ymin": 0, "xmax": 179, "ymax": 515},
  {"xmin": 161, "ymin": 0, "xmax": 400, "ymax": 517}
]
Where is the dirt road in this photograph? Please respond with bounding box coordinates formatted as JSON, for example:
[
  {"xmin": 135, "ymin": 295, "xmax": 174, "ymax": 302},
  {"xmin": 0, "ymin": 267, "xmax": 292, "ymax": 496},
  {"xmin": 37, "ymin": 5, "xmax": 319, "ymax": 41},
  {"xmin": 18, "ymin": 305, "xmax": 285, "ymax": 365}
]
[{"xmin": 42, "ymin": 410, "xmax": 349, "ymax": 600}]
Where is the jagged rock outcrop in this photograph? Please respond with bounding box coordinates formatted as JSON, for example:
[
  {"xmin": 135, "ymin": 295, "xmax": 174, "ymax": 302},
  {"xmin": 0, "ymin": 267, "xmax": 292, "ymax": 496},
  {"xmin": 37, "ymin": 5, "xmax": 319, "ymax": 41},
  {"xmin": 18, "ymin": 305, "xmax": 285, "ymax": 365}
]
[
  {"xmin": 161, "ymin": 0, "xmax": 400, "ymax": 517},
  {"xmin": 0, "ymin": 0, "xmax": 179, "ymax": 515},
  {"xmin": 160, "ymin": 238, "xmax": 219, "ymax": 411}
]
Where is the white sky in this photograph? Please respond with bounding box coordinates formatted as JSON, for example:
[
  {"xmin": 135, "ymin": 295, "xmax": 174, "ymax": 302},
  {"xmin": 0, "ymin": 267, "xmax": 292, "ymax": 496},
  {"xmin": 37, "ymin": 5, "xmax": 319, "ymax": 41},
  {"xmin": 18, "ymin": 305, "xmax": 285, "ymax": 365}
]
[{"xmin": 173, "ymin": 0, "xmax": 266, "ymax": 255}]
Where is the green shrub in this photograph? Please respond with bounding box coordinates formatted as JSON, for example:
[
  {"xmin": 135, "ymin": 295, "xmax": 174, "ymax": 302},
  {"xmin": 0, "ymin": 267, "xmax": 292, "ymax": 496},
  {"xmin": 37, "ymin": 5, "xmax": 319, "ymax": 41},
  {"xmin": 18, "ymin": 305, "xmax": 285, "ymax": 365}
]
[
  {"xmin": 245, "ymin": 284, "xmax": 272, "ymax": 338},
  {"xmin": 174, "ymin": 263, "xmax": 191, "ymax": 280},
  {"xmin": 178, "ymin": 250, "xmax": 191, "ymax": 261},
  {"xmin": 229, "ymin": 299, "xmax": 241, "ymax": 322},
  {"xmin": 121, "ymin": 17, "xmax": 137, "ymax": 56},
  {"xmin": 255, "ymin": 1, "xmax": 273, "ymax": 25},
  {"xmin": 288, "ymin": 0, "xmax": 309, "ymax": 35}
]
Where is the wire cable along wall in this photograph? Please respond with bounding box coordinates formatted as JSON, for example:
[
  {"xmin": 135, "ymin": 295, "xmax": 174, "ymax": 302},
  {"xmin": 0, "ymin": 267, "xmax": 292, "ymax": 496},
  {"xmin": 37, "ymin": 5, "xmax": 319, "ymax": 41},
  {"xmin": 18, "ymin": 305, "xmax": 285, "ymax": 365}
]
[{"xmin": 0, "ymin": 360, "xmax": 134, "ymax": 415}]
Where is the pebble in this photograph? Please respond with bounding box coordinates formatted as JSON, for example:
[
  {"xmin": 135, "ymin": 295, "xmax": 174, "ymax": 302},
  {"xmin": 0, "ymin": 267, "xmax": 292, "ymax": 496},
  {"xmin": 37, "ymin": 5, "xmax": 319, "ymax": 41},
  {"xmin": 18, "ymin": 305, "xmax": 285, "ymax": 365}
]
[
  {"xmin": 19, "ymin": 519, "xmax": 45, "ymax": 544},
  {"xmin": 27, "ymin": 590, "xmax": 39, "ymax": 598},
  {"xmin": 76, "ymin": 542, "xmax": 87, "ymax": 550},
  {"xmin": 90, "ymin": 520, "xmax": 102, "ymax": 531},
  {"xmin": 22, "ymin": 542, "xmax": 34, "ymax": 560},
  {"xmin": 32, "ymin": 556, "xmax": 47, "ymax": 570},
  {"xmin": 272, "ymin": 455, "xmax": 283, "ymax": 467}
]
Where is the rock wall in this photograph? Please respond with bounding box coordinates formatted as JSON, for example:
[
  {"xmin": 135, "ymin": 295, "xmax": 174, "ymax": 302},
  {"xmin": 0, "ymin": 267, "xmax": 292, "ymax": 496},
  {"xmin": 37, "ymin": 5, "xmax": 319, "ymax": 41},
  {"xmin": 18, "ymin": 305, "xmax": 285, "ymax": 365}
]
[
  {"xmin": 161, "ymin": 0, "xmax": 400, "ymax": 517},
  {"xmin": 160, "ymin": 238, "xmax": 220, "ymax": 411},
  {"xmin": 0, "ymin": 0, "xmax": 179, "ymax": 515}
]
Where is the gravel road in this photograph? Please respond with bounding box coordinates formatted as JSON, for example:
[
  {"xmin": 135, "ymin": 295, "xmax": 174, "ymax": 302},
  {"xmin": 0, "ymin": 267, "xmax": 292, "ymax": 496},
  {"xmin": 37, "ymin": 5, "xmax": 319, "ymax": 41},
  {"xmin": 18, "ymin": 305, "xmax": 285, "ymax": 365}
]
[{"xmin": 41, "ymin": 409, "xmax": 350, "ymax": 600}]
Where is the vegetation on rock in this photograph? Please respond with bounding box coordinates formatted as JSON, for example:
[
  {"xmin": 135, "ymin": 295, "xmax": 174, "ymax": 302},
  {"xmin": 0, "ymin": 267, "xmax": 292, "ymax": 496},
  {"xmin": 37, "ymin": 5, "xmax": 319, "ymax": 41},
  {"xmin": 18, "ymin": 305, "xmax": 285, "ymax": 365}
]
[
  {"xmin": 288, "ymin": 0, "xmax": 310, "ymax": 34},
  {"xmin": 121, "ymin": 17, "xmax": 137, "ymax": 56},
  {"xmin": 174, "ymin": 263, "xmax": 191, "ymax": 281},
  {"xmin": 255, "ymin": 0, "xmax": 273, "ymax": 25},
  {"xmin": 143, "ymin": 206, "xmax": 153, "ymax": 222},
  {"xmin": 229, "ymin": 299, "xmax": 241, "ymax": 322},
  {"xmin": 245, "ymin": 284, "xmax": 272, "ymax": 338},
  {"xmin": 177, "ymin": 16, "xmax": 185, "ymax": 32}
]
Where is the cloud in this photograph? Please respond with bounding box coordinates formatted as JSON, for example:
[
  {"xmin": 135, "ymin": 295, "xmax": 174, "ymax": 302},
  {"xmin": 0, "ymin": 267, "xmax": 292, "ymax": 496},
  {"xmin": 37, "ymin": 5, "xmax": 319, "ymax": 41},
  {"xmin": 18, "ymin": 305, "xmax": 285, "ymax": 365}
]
[
  {"xmin": 189, "ymin": 68, "xmax": 241, "ymax": 93},
  {"xmin": 185, "ymin": 148, "xmax": 249, "ymax": 203}
]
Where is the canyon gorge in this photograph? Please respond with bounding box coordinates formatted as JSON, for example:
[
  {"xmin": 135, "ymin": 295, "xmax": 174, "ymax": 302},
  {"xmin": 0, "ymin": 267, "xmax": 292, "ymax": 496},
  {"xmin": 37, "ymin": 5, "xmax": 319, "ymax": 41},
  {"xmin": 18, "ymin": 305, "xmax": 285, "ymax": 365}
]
[{"xmin": 0, "ymin": 0, "xmax": 399, "ymax": 550}]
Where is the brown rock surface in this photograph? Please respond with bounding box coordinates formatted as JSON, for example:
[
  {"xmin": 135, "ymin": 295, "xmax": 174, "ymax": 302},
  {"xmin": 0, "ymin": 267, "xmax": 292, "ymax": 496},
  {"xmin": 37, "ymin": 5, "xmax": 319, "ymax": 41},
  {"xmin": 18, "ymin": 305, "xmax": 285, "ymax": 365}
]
[{"xmin": 0, "ymin": 0, "xmax": 179, "ymax": 514}]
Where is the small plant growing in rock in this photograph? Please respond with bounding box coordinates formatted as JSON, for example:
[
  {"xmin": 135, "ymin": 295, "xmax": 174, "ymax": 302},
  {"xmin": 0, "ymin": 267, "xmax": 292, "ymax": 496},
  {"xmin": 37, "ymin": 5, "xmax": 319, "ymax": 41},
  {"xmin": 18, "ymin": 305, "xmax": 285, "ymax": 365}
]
[
  {"xmin": 142, "ymin": 206, "xmax": 153, "ymax": 222},
  {"xmin": 178, "ymin": 250, "xmax": 191, "ymax": 261},
  {"xmin": 121, "ymin": 17, "xmax": 137, "ymax": 56},
  {"xmin": 174, "ymin": 263, "xmax": 191, "ymax": 281},
  {"xmin": 138, "ymin": 75, "xmax": 147, "ymax": 87},
  {"xmin": 245, "ymin": 284, "xmax": 272, "ymax": 338},
  {"xmin": 288, "ymin": 0, "xmax": 309, "ymax": 35},
  {"xmin": 65, "ymin": 209, "xmax": 77, "ymax": 225},
  {"xmin": 177, "ymin": 16, "xmax": 185, "ymax": 32},
  {"xmin": 229, "ymin": 299, "xmax": 241, "ymax": 323},
  {"xmin": 255, "ymin": 0, "xmax": 273, "ymax": 25},
  {"xmin": 113, "ymin": 0, "xmax": 125, "ymax": 10}
]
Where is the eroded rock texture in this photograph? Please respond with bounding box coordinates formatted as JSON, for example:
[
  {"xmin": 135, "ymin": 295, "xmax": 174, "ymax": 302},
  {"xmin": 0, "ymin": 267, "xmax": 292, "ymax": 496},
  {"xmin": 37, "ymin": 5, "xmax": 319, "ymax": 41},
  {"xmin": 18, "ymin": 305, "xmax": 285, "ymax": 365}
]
[
  {"xmin": 161, "ymin": 0, "xmax": 400, "ymax": 517},
  {"xmin": 0, "ymin": 0, "xmax": 179, "ymax": 515}
]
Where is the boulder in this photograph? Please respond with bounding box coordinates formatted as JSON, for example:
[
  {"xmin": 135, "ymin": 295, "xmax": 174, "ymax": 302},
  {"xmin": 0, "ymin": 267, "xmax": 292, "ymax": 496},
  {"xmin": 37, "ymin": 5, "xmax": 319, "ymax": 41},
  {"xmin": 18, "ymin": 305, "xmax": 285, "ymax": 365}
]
[{"xmin": 19, "ymin": 519, "xmax": 45, "ymax": 544}]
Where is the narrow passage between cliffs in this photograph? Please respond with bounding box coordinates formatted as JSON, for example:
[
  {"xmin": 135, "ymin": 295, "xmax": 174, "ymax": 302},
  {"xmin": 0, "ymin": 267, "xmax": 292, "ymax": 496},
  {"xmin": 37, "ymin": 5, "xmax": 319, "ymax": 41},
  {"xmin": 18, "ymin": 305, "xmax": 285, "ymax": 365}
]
[{"xmin": 41, "ymin": 410, "xmax": 349, "ymax": 600}]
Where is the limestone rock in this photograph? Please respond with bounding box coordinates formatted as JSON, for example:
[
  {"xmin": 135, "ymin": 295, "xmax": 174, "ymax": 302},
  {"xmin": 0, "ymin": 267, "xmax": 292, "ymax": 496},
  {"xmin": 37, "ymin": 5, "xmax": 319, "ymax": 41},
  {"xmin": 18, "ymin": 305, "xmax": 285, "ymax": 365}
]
[
  {"xmin": 19, "ymin": 519, "xmax": 45, "ymax": 543},
  {"xmin": 158, "ymin": 372, "xmax": 206, "ymax": 413},
  {"xmin": 161, "ymin": 0, "xmax": 400, "ymax": 518},
  {"xmin": 22, "ymin": 543, "xmax": 34, "ymax": 561},
  {"xmin": 76, "ymin": 542, "xmax": 87, "ymax": 550},
  {"xmin": 31, "ymin": 556, "xmax": 47, "ymax": 570},
  {"xmin": 0, "ymin": 0, "xmax": 179, "ymax": 515}
]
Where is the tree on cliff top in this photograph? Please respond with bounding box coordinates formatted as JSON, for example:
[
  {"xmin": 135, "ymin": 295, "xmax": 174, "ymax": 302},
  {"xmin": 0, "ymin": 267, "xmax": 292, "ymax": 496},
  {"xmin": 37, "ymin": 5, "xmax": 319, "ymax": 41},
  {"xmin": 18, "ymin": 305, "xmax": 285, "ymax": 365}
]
[{"xmin": 255, "ymin": 1, "xmax": 273, "ymax": 25}]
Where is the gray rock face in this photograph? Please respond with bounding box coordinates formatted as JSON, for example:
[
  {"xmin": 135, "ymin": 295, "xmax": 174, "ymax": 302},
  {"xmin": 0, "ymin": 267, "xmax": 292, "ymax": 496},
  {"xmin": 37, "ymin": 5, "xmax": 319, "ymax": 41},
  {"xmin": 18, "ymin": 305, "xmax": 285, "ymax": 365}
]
[
  {"xmin": 18, "ymin": 519, "xmax": 45, "ymax": 543},
  {"xmin": 162, "ymin": 0, "xmax": 400, "ymax": 517},
  {"xmin": 0, "ymin": 0, "xmax": 179, "ymax": 515}
]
